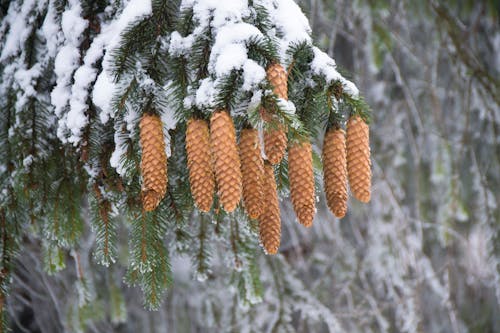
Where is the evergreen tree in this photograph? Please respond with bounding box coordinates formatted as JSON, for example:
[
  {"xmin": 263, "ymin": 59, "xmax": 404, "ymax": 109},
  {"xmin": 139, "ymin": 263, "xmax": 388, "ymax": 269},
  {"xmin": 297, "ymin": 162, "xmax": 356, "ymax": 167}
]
[{"xmin": 0, "ymin": 0, "xmax": 371, "ymax": 329}]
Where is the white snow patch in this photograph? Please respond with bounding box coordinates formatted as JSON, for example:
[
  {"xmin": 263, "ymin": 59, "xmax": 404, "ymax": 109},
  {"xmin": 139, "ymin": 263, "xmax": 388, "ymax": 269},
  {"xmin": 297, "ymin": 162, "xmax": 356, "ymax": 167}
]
[
  {"xmin": 190, "ymin": 0, "xmax": 250, "ymax": 31},
  {"xmin": 195, "ymin": 78, "xmax": 216, "ymax": 108},
  {"xmin": 92, "ymin": 0, "xmax": 153, "ymax": 123},
  {"xmin": 169, "ymin": 31, "xmax": 195, "ymax": 57},
  {"xmin": 259, "ymin": 0, "xmax": 311, "ymax": 60},
  {"xmin": 0, "ymin": 0, "xmax": 37, "ymax": 61}
]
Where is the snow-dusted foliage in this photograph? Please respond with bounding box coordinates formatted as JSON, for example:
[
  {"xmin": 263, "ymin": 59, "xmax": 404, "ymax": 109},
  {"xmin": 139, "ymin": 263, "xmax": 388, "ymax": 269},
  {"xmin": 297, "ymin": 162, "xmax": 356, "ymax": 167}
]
[{"xmin": 1, "ymin": 0, "xmax": 499, "ymax": 332}]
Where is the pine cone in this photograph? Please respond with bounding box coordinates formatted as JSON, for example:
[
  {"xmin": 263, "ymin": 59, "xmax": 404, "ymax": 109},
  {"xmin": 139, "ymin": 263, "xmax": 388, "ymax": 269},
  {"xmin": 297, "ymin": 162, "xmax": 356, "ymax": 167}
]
[
  {"xmin": 346, "ymin": 115, "xmax": 371, "ymax": 203},
  {"xmin": 323, "ymin": 128, "xmax": 348, "ymax": 218},
  {"xmin": 263, "ymin": 64, "xmax": 288, "ymax": 165},
  {"xmin": 186, "ymin": 118, "xmax": 215, "ymax": 212},
  {"xmin": 264, "ymin": 125, "xmax": 287, "ymax": 165},
  {"xmin": 140, "ymin": 114, "xmax": 168, "ymax": 211},
  {"xmin": 266, "ymin": 63, "xmax": 288, "ymax": 100},
  {"xmin": 262, "ymin": 107, "xmax": 287, "ymax": 165},
  {"xmin": 239, "ymin": 128, "xmax": 264, "ymax": 219},
  {"xmin": 288, "ymin": 141, "xmax": 315, "ymax": 227},
  {"xmin": 210, "ymin": 110, "xmax": 242, "ymax": 212},
  {"xmin": 259, "ymin": 162, "xmax": 281, "ymax": 255}
]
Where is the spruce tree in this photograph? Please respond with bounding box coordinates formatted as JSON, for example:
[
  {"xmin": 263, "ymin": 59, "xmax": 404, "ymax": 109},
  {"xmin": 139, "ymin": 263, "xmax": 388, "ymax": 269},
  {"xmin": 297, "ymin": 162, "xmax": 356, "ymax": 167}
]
[{"xmin": 0, "ymin": 0, "xmax": 371, "ymax": 328}]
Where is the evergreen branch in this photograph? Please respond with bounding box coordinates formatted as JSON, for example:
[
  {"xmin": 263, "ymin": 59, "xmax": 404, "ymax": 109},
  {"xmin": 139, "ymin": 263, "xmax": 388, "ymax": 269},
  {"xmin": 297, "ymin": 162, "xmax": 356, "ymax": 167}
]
[
  {"xmin": 214, "ymin": 70, "xmax": 244, "ymax": 111},
  {"xmin": 190, "ymin": 25, "xmax": 213, "ymax": 81},
  {"xmin": 246, "ymin": 35, "xmax": 279, "ymax": 65},
  {"xmin": 230, "ymin": 218, "xmax": 241, "ymax": 269},
  {"xmin": 194, "ymin": 214, "xmax": 212, "ymax": 281},
  {"xmin": 343, "ymin": 93, "xmax": 372, "ymax": 124},
  {"xmin": 90, "ymin": 183, "xmax": 117, "ymax": 266}
]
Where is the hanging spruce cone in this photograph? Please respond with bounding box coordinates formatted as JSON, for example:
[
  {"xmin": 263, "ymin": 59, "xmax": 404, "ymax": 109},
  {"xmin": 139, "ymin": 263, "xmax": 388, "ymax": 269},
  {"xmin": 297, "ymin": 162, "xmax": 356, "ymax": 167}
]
[
  {"xmin": 288, "ymin": 140, "xmax": 315, "ymax": 227},
  {"xmin": 346, "ymin": 115, "xmax": 371, "ymax": 203},
  {"xmin": 261, "ymin": 105, "xmax": 287, "ymax": 165},
  {"xmin": 239, "ymin": 128, "xmax": 264, "ymax": 219},
  {"xmin": 323, "ymin": 128, "xmax": 348, "ymax": 218},
  {"xmin": 266, "ymin": 63, "xmax": 288, "ymax": 100},
  {"xmin": 259, "ymin": 162, "xmax": 281, "ymax": 255},
  {"xmin": 263, "ymin": 119, "xmax": 287, "ymax": 165},
  {"xmin": 140, "ymin": 114, "xmax": 168, "ymax": 211},
  {"xmin": 210, "ymin": 110, "xmax": 242, "ymax": 212},
  {"xmin": 186, "ymin": 118, "xmax": 215, "ymax": 212},
  {"xmin": 263, "ymin": 63, "xmax": 288, "ymax": 165}
]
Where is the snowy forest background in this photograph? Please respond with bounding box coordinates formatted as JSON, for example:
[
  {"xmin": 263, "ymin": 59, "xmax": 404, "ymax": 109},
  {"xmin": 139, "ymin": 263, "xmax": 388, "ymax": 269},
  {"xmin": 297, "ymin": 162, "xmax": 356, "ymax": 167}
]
[{"xmin": 2, "ymin": 0, "xmax": 499, "ymax": 332}]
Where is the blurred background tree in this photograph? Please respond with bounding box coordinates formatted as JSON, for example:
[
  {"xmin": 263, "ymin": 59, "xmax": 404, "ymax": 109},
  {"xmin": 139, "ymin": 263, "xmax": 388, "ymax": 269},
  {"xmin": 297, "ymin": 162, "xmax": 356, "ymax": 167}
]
[{"xmin": 3, "ymin": 0, "xmax": 499, "ymax": 332}]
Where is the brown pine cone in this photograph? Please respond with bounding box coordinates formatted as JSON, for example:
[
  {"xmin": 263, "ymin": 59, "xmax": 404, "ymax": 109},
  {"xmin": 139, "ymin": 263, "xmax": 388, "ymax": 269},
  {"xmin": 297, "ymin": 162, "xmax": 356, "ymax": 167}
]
[
  {"xmin": 186, "ymin": 118, "xmax": 215, "ymax": 212},
  {"xmin": 210, "ymin": 110, "xmax": 242, "ymax": 212},
  {"xmin": 322, "ymin": 128, "xmax": 348, "ymax": 218},
  {"xmin": 264, "ymin": 63, "xmax": 288, "ymax": 165},
  {"xmin": 239, "ymin": 128, "xmax": 264, "ymax": 219},
  {"xmin": 288, "ymin": 141, "xmax": 315, "ymax": 227},
  {"xmin": 259, "ymin": 162, "xmax": 281, "ymax": 255},
  {"xmin": 261, "ymin": 106, "xmax": 287, "ymax": 165},
  {"xmin": 346, "ymin": 115, "xmax": 371, "ymax": 203},
  {"xmin": 140, "ymin": 114, "xmax": 168, "ymax": 211},
  {"xmin": 264, "ymin": 125, "xmax": 287, "ymax": 165},
  {"xmin": 266, "ymin": 63, "xmax": 288, "ymax": 100}
]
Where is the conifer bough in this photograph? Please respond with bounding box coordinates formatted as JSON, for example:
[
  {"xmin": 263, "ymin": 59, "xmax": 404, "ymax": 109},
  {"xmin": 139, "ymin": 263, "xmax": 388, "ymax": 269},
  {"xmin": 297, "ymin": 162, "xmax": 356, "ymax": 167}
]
[{"xmin": 0, "ymin": 0, "xmax": 373, "ymax": 318}]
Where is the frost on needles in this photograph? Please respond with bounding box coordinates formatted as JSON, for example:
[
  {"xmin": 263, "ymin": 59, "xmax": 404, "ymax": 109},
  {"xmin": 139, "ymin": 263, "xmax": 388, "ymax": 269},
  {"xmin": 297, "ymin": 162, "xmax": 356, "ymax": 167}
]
[{"xmin": 0, "ymin": 0, "xmax": 370, "ymax": 320}]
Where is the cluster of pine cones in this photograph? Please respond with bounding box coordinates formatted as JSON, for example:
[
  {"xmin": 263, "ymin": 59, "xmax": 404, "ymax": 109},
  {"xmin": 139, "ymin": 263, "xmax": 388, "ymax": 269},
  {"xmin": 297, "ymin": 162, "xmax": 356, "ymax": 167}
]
[{"xmin": 138, "ymin": 64, "xmax": 371, "ymax": 255}]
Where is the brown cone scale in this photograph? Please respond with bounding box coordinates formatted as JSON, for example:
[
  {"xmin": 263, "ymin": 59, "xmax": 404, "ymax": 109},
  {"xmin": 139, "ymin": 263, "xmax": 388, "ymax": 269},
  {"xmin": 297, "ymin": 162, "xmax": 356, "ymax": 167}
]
[
  {"xmin": 264, "ymin": 121, "xmax": 287, "ymax": 165},
  {"xmin": 186, "ymin": 118, "xmax": 215, "ymax": 212},
  {"xmin": 140, "ymin": 114, "xmax": 168, "ymax": 211},
  {"xmin": 266, "ymin": 63, "xmax": 288, "ymax": 100},
  {"xmin": 263, "ymin": 63, "xmax": 288, "ymax": 165},
  {"xmin": 288, "ymin": 141, "xmax": 315, "ymax": 227},
  {"xmin": 346, "ymin": 115, "xmax": 371, "ymax": 203},
  {"xmin": 323, "ymin": 128, "xmax": 348, "ymax": 218},
  {"xmin": 210, "ymin": 110, "xmax": 242, "ymax": 212},
  {"xmin": 239, "ymin": 129, "xmax": 264, "ymax": 219},
  {"xmin": 259, "ymin": 162, "xmax": 281, "ymax": 255}
]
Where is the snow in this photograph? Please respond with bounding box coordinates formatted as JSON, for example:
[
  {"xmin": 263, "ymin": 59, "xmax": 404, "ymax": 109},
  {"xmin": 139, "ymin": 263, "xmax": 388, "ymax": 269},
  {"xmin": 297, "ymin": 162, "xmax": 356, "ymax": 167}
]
[
  {"xmin": 208, "ymin": 22, "xmax": 267, "ymax": 92},
  {"xmin": 13, "ymin": 64, "xmax": 40, "ymax": 100},
  {"xmin": 242, "ymin": 60, "xmax": 266, "ymax": 90},
  {"xmin": 23, "ymin": 155, "xmax": 34, "ymax": 168},
  {"xmin": 110, "ymin": 108, "xmax": 140, "ymax": 177},
  {"xmin": 93, "ymin": 71, "xmax": 116, "ymax": 124},
  {"xmin": 175, "ymin": 0, "xmax": 360, "ymax": 112},
  {"xmin": 61, "ymin": 3, "xmax": 88, "ymax": 45},
  {"xmin": 213, "ymin": 43, "xmax": 248, "ymax": 76},
  {"xmin": 168, "ymin": 31, "xmax": 195, "ymax": 57},
  {"xmin": 195, "ymin": 78, "xmax": 216, "ymax": 108},
  {"xmin": 310, "ymin": 47, "xmax": 360, "ymax": 97},
  {"xmin": 41, "ymin": 1, "xmax": 63, "ymax": 58},
  {"xmin": 261, "ymin": 0, "xmax": 311, "ymax": 46},
  {"xmin": 109, "ymin": 138, "xmax": 125, "ymax": 175},
  {"xmin": 52, "ymin": 46, "xmax": 80, "ymax": 117},
  {"xmin": 0, "ymin": 0, "xmax": 37, "ymax": 61},
  {"xmin": 210, "ymin": 23, "xmax": 263, "ymax": 69},
  {"xmin": 50, "ymin": 1, "xmax": 88, "ymax": 143},
  {"xmin": 92, "ymin": 0, "xmax": 153, "ymax": 124},
  {"xmin": 190, "ymin": 0, "xmax": 250, "ymax": 30}
]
